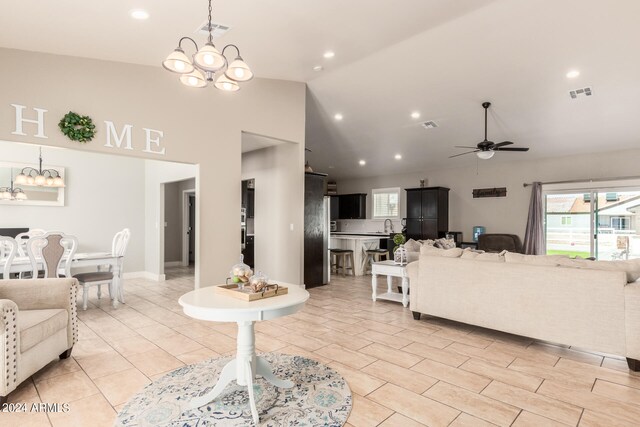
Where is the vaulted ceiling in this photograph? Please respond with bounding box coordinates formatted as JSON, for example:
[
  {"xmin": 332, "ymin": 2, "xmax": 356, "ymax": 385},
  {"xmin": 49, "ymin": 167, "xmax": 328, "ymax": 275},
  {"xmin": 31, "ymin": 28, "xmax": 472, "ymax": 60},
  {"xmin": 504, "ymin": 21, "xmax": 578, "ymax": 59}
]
[{"xmin": 3, "ymin": 0, "xmax": 640, "ymax": 179}]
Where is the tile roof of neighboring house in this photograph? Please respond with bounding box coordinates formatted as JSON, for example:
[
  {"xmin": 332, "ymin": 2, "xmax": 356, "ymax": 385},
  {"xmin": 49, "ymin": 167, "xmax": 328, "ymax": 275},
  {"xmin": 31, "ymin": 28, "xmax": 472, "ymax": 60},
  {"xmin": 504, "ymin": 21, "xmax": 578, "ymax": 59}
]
[{"xmin": 547, "ymin": 194, "xmax": 640, "ymax": 214}]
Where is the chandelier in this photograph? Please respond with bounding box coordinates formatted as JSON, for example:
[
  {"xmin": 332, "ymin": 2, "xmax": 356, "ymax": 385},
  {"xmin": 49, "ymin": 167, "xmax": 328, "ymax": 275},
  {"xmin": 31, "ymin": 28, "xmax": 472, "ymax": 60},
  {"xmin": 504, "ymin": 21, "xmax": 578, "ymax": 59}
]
[
  {"xmin": 162, "ymin": 0, "xmax": 253, "ymax": 91},
  {"xmin": 14, "ymin": 147, "xmax": 64, "ymax": 187},
  {"xmin": 0, "ymin": 169, "xmax": 27, "ymax": 201}
]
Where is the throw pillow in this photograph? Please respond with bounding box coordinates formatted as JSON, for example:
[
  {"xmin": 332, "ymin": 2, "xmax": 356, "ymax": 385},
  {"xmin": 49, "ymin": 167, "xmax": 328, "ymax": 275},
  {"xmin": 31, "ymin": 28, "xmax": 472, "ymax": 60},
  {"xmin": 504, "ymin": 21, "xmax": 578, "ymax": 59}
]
[
  {"xmin": 420, "ymin": 245, "xmax": 463, "ymax": 258},
  {"xmin": 556, "ymin": 257, "xmax": 640, "ymax": 282},
  {"xmin": 434, "ymin": 238, "xmax": 457, "ymax": 249},
  {"xmin": 419, "ymin": 239, "xmax": 435, "ymax": 247},
  {"xmin": 404, "ymin": 238, "xmax": 422, "ymax": 253},
  {"xmin": 504, "ymin": 252, "xmax": 568, "ymax": 267}
]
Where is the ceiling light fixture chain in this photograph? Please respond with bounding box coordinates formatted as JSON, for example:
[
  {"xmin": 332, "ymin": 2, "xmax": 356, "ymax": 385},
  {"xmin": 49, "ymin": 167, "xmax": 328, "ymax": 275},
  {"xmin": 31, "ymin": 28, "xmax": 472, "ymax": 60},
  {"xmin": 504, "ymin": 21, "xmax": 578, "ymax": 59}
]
[
  {"xmin": 162, "ymin": 0, "xmax": 254, "ymax": 91},
  {"xmin": 207, "ymin": 0, "xmax": 214, "ymax": 44}
]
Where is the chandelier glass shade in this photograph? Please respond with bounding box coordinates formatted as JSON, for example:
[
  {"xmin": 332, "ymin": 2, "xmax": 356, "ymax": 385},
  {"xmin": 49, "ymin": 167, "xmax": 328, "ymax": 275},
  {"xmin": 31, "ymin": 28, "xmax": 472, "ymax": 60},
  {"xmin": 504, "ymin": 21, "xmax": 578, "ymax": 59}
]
[
  {"xmin": 1, "ymin": 169, "xmax": 28, "ymax": 201},
  {"xmin": 163, "ymin": 0, "xmax": 253, "ymax": 91},
  {"xmin": 14, "ymin": 147, "xmax": 64, "ymax": 188}
]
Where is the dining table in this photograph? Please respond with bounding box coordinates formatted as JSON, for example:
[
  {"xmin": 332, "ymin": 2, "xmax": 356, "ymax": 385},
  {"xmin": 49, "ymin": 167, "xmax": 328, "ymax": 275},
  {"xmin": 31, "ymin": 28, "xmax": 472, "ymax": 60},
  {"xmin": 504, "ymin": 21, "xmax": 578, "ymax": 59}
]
[{"xmin": 0, "ymin": 252, "xmax": 125, "ymax": 308}]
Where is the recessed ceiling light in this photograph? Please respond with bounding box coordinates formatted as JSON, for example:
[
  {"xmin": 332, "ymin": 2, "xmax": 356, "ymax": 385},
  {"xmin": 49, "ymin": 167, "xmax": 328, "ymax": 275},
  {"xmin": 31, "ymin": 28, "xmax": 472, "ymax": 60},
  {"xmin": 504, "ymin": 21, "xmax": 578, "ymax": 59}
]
[
  {"xmin": 313, "ymin": 65, "xmax": 323, "ymax": 72},
  {"xmin": 566, "ymin": 70, "xmax": 580, "ymax": 79},
  {"xmin": 359, "ymin": 160, "xmax": 366, "ymax": 166},
  {"xmin": 334, "ymin": 113, "xmax": 343, "ymax": 121},
  {"xmin": 323, "ymin": 51, "xmax": 335, "ymax": 59},
  {"xmin": 411, "ymin": 111, "xmax": 421, "ymax": 119},
  {"xmin": 394, "ymin": 154, "xmax": 402, "ymax": 160},
  {"xmin": 130, "ymin": 9, "xmax": 150, "ymax": 20}
]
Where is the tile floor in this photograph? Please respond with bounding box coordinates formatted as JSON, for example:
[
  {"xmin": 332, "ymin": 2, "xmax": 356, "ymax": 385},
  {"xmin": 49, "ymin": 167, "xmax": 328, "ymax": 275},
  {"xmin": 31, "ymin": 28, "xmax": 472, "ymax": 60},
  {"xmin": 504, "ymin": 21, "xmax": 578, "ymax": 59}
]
[{"xmin": 4, "ymin": 268, "xmax": 640, "ymax": 426}]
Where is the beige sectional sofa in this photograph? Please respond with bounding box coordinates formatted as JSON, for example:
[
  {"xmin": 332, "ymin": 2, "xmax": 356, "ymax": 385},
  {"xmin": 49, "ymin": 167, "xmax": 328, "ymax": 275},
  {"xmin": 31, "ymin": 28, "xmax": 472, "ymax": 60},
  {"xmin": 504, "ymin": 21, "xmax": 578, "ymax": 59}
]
[{"xmin": 406, "ymin": 248, "xmax": 640, "ymax": 371}]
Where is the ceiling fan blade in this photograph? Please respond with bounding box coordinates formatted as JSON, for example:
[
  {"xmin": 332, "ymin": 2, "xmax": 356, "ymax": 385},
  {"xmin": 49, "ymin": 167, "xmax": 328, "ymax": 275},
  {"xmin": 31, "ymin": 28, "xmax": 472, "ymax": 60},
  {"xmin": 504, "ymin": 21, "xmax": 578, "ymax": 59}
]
[
  {"xmin": 494, "ymin": 147, "xmax": 529, "ymax": 152},
  {"xmin": 449, "ymin": 150, "xmax": 479, "ymax": 158},
  {"xmin": 454, "ymin": 145, "xmax": 479, "ymax": 149},
  {"xmin": 492, "ymin": 141, "xmax": 514, "ymax": 148}
]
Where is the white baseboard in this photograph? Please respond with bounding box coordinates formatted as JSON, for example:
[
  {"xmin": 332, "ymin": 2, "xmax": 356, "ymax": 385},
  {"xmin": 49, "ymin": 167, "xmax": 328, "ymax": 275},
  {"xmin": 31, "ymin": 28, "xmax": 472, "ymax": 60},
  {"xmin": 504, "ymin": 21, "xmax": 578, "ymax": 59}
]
[
  {"xmin": 123, "ymin": 271, "xmax": 166, "ymax": 281},
  {"xmin": 164, "ymin": 261, "xmax": 182, "ymax": 268}
]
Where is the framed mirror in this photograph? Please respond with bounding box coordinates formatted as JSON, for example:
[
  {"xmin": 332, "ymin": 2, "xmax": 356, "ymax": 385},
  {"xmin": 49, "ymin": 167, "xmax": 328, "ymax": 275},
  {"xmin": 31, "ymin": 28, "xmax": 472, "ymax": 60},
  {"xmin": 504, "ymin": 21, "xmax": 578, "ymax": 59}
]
[{"xmin": 0, "ymin": 161, "xmax": 66, "ymax": 206}]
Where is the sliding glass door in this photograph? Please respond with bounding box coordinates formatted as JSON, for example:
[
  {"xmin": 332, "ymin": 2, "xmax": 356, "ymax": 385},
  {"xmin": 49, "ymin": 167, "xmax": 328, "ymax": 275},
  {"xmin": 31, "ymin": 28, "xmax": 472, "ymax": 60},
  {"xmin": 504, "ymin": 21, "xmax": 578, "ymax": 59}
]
[{"xmin": 545, "ymin": 189, "xmax": 640, "ymax": 260}]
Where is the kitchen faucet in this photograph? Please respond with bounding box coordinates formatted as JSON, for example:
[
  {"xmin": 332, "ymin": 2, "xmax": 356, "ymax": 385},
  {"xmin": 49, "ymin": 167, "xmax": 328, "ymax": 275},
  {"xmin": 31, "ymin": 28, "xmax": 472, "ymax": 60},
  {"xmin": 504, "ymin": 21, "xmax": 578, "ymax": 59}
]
[{"xmin": 384, "ymin": 219, "xmax": 394, "ymax": 234}]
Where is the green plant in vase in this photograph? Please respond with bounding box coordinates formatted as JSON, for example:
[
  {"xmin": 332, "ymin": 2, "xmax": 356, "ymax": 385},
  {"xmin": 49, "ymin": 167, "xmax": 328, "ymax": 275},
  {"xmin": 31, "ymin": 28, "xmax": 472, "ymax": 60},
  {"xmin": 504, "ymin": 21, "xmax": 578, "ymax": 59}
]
[{"xmin": 393, "ymin": 233, "xmax": 406, "ymax": 253}]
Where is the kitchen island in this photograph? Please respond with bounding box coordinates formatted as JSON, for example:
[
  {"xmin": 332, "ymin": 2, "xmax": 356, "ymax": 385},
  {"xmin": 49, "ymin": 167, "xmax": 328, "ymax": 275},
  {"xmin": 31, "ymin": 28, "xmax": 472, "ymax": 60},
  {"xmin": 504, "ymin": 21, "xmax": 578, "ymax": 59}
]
[{"xmin": 330, "ymin": 234, "xmax": 385, "ymax": 276}]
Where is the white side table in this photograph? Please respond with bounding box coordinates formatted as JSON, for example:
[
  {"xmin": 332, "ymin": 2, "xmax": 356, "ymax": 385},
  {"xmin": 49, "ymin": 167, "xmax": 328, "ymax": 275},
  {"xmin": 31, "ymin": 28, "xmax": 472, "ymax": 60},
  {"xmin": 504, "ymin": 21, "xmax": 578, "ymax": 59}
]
[
  {"xmin": 371, "ymin": 260, "xmax": 409, "ymax": 307},
  {"xmin": 179, "ymin": 283, "xmax": 309, "ymax": 425}
]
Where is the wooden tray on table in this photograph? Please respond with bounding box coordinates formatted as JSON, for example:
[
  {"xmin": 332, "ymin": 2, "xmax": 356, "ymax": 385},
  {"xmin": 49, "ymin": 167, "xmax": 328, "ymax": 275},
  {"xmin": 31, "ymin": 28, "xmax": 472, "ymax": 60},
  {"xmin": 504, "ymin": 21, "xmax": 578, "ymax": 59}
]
[{"xmin": 214, "ymin": 283, "xmax": 288, "ymax": 301}]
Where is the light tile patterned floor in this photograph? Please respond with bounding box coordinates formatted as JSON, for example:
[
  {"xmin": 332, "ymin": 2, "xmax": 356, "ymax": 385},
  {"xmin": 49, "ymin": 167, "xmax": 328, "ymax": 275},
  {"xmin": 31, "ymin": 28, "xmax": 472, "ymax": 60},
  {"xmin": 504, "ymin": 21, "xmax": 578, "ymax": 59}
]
[{"xmin": 5, "ymin": 267, "xmax": 640, "ymax": 426}]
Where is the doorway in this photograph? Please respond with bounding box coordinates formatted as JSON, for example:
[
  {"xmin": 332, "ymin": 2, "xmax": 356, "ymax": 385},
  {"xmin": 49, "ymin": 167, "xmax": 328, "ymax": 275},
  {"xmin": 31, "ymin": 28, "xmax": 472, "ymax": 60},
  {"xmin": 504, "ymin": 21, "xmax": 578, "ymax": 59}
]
[{"xmin": 187, "ymin": 193, "xmax": 196, "ymax": 265}]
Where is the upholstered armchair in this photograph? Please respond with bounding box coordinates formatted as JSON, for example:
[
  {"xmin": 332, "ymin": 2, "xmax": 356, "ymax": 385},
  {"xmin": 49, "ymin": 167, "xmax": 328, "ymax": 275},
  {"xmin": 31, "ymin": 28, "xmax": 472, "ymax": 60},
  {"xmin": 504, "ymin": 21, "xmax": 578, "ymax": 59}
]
[{"xmin": 0, "ymin": 278, "xmax": 78, "ymax": 404}]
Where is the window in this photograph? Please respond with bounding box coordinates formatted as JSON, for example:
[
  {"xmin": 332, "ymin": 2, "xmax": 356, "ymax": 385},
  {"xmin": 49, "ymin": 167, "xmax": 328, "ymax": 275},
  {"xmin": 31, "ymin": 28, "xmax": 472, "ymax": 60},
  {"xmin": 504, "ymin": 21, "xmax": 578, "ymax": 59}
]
[
  {"xmin": 372, "ymin": 187, "xmax": 400, "ymax": 219},
  {"xmin": 561, "ymin": 216, "xmax": 572, "ymax": 225}
]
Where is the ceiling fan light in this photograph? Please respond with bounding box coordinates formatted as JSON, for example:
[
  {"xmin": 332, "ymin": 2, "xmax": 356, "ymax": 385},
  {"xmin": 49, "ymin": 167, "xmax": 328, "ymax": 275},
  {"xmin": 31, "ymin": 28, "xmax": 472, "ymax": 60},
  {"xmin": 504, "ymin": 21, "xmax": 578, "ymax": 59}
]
[
  {"xmin": 225, "ymin": 57, "xmax": 253, "ymax": 82},
  {"xmin": 179, "ymin": 69, "xmax": 208, "ymax": 88},
  {"xmin": 214, "ymin": 74, "xmax": 240, "ymax": 92},
  {"xmin": 194, "ymin": 43, "xmax": 226, "ymax": 72},
  {"xmin": 476, "ymin": 151, "xmax": 495, "ymax": 160},
  {"xmin": 162, "ymin": 48, "xmax": 194, "ymax": 74}
]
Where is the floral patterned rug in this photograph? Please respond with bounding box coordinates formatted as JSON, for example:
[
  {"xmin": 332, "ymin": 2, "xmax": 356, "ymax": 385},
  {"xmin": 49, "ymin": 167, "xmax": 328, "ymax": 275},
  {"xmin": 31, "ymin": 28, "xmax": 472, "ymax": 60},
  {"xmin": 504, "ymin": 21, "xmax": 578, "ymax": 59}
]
[{"xmin": 115, "ymin": 353, "xmax": 352, "ymax": 427}]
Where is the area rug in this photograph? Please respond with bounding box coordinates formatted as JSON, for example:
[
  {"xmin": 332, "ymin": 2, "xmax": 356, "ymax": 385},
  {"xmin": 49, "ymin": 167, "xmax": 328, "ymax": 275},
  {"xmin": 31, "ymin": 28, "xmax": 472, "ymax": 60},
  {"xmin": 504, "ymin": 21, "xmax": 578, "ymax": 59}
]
[{"xmin": 115, "ymin": 353, "xmax": 352, "ymax": 427}]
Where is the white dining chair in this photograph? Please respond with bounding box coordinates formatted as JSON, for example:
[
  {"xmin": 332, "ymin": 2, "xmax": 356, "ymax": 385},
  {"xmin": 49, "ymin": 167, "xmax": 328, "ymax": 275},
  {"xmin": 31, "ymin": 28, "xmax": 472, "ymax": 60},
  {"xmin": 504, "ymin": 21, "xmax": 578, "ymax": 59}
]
[
  {"xmin": 73, "ymin": 228, "xmax": 130, "ymax": 310},
  {"xmin": 0, "ymin": 237, "xmax": 18, "ymax": 279},
  {"xmin": 26, "ymin": 232, "xmax": 78, "ymax": 279},
  {"xmin": 15, "ymin": 229, "xmax": 46, "ymax": 257}
]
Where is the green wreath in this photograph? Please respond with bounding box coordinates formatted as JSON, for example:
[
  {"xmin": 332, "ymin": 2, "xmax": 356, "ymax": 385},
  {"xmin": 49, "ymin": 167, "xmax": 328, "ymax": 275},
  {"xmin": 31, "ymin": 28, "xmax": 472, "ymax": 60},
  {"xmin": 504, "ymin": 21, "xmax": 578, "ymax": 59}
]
[{"xmin": 58, "ymin": 111, "xmax": 96, "ymax": 143}]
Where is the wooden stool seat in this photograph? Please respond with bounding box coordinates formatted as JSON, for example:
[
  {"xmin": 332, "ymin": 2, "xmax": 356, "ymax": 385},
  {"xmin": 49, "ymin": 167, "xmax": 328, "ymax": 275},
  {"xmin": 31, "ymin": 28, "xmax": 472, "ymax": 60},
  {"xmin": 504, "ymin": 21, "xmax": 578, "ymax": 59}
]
[{"xmin": 330, "ymin": 249, "xmax": 355, "ymax": 277}]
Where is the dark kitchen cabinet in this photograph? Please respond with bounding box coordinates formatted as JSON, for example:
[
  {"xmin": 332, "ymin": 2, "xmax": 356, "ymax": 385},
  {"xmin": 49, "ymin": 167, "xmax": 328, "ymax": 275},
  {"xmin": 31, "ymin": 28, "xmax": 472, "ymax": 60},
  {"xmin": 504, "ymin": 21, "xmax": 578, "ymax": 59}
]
[
  {"xmin": 336, "ymin": 193, "xmax": 367, "ymax": 220},
  {"xmin": 305, "ymin": 172, "xmax": 329, "ymax": 287},
  {"xmin": 405, "ymin": 187, "xmax": 449, "ymax": 240},
  {"xmin": 330, "ymin": 196, "xmax": 339, "ymax": 221}
]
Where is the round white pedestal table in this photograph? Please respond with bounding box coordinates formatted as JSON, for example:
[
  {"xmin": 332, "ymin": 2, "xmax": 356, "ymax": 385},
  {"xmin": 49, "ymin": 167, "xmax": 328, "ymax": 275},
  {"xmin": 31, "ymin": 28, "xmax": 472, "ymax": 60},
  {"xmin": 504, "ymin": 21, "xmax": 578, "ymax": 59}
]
[{"xmin": 179, "ymin": 283, "xmax": 309, "ymax": 425}]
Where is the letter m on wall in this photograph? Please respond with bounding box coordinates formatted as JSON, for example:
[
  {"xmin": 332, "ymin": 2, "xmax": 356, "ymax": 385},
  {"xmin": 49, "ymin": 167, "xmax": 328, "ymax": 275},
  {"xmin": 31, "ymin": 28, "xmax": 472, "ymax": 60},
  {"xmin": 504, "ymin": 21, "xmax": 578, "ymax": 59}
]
[{"xmin": 104, "ymin": 121, "xmax": 133, "ymax": 150}]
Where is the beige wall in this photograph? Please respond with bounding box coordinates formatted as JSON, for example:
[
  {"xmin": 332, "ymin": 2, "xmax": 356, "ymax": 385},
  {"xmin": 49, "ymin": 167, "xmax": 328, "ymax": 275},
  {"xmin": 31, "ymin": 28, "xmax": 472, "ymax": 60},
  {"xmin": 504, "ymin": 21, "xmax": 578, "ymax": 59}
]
[
  {"xmin": 241, "ymin": 142, "xmax": 304, "ymax": 284},
  {"xmin": 336, "ymin": 148, "xmax": 640, "ymax": 242},
  {"xmin": 0, "ymin": 48, "xmax": 306, "ymax": 287}
]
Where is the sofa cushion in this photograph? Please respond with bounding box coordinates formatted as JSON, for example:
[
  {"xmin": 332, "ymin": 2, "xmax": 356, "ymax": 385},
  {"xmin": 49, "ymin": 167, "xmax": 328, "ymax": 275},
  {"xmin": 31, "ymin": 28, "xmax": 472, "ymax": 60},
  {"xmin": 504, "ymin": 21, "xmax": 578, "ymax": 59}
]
[
  {"xmin": 461, "ymin": 248, "xmax": 505, "ymax": 262},
  {"xmin": 404, "ymin": 239, "xmax": 422, "ymax": 252},
  {"xmin": 557, "ymin": 257, "xmax": 640, "ymax": 283},
  {"xmin": 19, "ymin": 309, "xmax": 68, "ymax": 353},
  {"xmin": 420, "ymin": 245, "xmax": 463, "ymax": 258},
  {"xmin": 504, "ymin": 252, "xmax": 568, "ymax": 266}
]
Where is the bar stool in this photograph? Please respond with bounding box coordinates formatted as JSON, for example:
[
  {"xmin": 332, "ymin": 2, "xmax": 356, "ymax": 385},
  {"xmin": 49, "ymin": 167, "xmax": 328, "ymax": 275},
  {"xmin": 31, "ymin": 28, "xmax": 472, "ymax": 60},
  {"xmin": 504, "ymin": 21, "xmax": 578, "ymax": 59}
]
[
  {"xmin": 364, "ymin": 248, "xmax": 389, "ymax": 275},
  {"xmin": 330, "ymin": 249, "xmax": 355, "ymax": 277}
]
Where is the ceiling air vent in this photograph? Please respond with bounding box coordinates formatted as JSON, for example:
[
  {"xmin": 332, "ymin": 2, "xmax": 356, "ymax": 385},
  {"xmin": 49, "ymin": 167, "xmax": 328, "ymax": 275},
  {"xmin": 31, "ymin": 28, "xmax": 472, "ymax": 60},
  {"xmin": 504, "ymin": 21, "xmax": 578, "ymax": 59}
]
[
  {"xmin": 421, "ymin": 121, "xmax": 439, "ymax": 129},
  {"xmin": 196, "ymin": 22, "xmax": 230, "ymax": 38},
  {"xmin": 569, "ymin": 87, "xmax": 593, "ymax": 99}
]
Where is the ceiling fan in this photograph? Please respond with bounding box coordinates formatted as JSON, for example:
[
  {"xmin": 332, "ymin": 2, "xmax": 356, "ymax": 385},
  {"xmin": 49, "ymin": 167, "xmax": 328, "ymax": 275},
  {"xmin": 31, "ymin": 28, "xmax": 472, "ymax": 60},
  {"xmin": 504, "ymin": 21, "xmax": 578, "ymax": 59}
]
[{"xmin": 450, "ymin": 102, "xmax": 529, "ymax": 159}]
